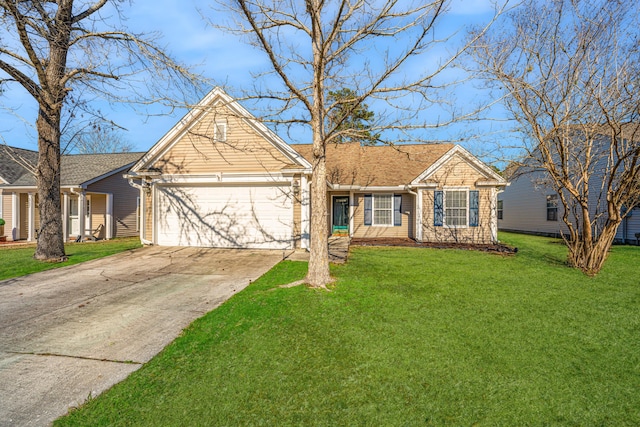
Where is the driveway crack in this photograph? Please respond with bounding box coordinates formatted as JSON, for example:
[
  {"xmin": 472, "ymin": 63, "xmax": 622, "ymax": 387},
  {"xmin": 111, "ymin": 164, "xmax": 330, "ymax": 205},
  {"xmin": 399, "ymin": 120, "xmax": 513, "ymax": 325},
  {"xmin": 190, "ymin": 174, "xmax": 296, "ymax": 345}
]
[{"xmin": 6, "ymin": 350, "xmax": 143, "ymax": 365}]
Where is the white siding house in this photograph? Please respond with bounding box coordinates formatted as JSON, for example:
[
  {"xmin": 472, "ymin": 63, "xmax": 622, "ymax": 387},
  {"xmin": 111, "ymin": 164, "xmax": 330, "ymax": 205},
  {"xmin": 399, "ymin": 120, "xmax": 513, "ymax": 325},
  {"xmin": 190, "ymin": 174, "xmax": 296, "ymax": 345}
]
[{"xmin": 499, "ymin": 165, "xmax": 640, "ymax": 244}]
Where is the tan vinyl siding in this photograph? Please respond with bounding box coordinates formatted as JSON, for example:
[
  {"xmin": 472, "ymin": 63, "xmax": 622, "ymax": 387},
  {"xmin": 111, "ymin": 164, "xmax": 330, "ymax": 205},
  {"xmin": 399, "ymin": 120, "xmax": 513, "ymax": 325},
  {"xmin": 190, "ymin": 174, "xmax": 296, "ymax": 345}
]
[
  {"xmin": 293, "ymin": 182, "xmax": 301, "ymax": 248},
  {"xmin": 352, "ymin": 193, "xmax": 412, "ymax": 239},
  {"xmin": 428, "ymin": 153, "xmax": 487, "ymax": 186},
  {"xmin": 34, "ymin": 194, "xmax": 40, "ymax": 233},
  {"xmin": 422, "ymin": 188, "xmax": 493, "ymax": 244},
  {"xmin": 87, "ymin": 172, "xmax": 140, "ymax": 238},
  {"xmin": 420, "ymin": 154, "xmax": 495, "ymax": 244},
  {"xmin": 1, "ymin": 194, "xmax": 10, "ymax": 238},
  {"xmin": 90, "ymin": 194, "xmax": 107, "ymax": 239},
  {"xmin": 152, "ymin": 105, "xmax": 294, "ymax": 174},
  {"xmin": 144, "ymin": 192, "xmax": 152, "ymax": 241}
]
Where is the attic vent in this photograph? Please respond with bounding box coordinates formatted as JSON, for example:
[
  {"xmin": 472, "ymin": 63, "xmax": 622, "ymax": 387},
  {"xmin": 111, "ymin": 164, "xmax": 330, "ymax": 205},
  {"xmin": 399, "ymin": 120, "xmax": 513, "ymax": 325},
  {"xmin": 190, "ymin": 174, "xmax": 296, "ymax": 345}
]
[{"xmin": 214, "ymin": 121, "xmax": 227, "ymax": 142}]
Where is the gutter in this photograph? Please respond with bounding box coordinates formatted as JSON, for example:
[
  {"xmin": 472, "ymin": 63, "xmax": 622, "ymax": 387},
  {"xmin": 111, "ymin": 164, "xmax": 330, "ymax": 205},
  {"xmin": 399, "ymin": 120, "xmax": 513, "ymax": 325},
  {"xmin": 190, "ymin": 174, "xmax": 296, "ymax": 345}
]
[{"xmin": 329, "ymin": 184, "xmax": 419, "ymax": 192}]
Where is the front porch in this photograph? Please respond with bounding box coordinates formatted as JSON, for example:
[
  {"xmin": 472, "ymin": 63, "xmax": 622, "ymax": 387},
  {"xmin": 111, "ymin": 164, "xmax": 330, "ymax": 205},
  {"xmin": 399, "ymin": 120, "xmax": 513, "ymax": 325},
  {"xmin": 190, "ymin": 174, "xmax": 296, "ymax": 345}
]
[{"xmin": 1, "ymin": 190, "xmax": 114, "ymax": 242}]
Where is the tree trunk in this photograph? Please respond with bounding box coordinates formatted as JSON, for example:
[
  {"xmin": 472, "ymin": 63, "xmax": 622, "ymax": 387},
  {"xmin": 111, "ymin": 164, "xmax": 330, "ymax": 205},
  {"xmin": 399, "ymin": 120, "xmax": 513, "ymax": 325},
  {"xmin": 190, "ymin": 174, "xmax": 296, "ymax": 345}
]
[
  {"xmin": 33, "ymin": 0, "xmax": 73, "ymax": 261},
  {"xmin": 566, "ymin": 218, "xmax": 620, "ymax": 276},
  {"xmin": 304, "ymin": 0, "xmax": 332, "ymax": 288},
  {"xmin": 306, "ymin": 143, "xmax": 332, "ymax": 288},
  {"xmin": 34, "ymin": 105, "xmax": 66, "ymax": 261}
]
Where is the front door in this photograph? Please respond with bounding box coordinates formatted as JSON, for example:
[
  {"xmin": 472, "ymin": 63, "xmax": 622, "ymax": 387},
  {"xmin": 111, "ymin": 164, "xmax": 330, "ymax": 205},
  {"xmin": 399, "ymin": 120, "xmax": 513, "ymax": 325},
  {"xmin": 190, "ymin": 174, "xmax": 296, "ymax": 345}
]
[
  {"xmin": 69, "ymin": 197, "xmax": 79, "ymax": 236},
  {"xmin": 332, "ymin": 196, "xmax": 349, "ymax": 234}
]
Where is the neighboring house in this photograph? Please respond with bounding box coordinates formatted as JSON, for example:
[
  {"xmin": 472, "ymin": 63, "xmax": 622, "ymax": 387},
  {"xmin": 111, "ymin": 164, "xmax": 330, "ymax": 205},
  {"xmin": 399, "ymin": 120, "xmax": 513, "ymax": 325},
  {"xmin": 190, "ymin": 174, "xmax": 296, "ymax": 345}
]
[
  {"xmin": 498, "ymin": 166, "xmax": 640, "ymax": 243},
  {"xmin": 0, "ymin": 145, "xmax": 143, "ymax": 241},
  {"xmin": 127, "ymin": 87, "xmax": 507, "ymax": 249}
]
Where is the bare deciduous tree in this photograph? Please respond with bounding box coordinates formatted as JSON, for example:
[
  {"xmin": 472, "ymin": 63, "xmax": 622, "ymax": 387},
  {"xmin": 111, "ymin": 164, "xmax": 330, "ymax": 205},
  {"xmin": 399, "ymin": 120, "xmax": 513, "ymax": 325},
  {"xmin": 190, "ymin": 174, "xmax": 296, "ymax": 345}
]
[
  {"xmin": 212, "ymin": 0, "xmax": 506, "ymax": 288},
  {"xmin": 68, "ymin": 124, "xmax": 135, "ymax": 154},
  {"xmin": 0, "ymin": 0, "xmax": 200, "ymax": 261},
  {"xmin": 470, "ymin": 0, "xmax": 640, "ymax": 274}
]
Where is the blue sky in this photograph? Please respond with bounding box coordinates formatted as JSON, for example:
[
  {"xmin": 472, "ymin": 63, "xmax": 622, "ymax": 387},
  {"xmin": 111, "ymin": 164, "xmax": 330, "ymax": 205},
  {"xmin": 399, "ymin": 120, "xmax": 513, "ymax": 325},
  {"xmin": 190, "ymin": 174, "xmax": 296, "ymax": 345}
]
[{"xmin": 0, "ymin": 0, "xmax": 511, "ymax": 160}]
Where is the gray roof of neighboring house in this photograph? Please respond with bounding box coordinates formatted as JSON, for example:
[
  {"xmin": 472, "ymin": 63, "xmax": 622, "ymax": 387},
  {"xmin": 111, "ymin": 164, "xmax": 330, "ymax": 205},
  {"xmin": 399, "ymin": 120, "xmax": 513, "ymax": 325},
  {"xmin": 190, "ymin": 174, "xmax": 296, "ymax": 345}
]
[
  {"xmin": 0, "ymin": 145, "xmax": 39, "ymax": 185},
  {"xmin": 58, "ymin": 152, "xmax": 144, "ymax": 186},
  {"xmin": 0, "ymin": 146, "xmax": 143, "ymax": 187}
]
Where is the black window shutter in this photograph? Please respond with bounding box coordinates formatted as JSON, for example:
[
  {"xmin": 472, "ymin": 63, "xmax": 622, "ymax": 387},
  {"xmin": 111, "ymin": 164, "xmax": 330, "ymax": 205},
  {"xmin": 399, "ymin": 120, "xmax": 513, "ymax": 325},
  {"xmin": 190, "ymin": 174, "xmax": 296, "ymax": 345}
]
[
  {"xmin": 434, "ymin": 191, "xmax": 443, "ymax": 226},
  {"xmin": 394, "ymin": 194, "xmax": 402, "ymax": 226},
  {"xmin": 469, "ymin": 190, "xmax": 479, "ymax": 227},
  {"xmin": 364, "ymin": 194, "xmax": 372, "ymax": 226}
]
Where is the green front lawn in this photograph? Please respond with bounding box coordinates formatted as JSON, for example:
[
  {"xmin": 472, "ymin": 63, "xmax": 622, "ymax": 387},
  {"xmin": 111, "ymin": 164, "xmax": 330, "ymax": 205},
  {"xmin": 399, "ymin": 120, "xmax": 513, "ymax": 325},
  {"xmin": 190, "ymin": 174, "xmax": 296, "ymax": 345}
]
[
  {"xmin": 56, "ymin": 232, "xmax": 640, "ymax": 426},
  {"xmin": 0, "ymin": 238, "xmax": 142, "ymax": 281}
]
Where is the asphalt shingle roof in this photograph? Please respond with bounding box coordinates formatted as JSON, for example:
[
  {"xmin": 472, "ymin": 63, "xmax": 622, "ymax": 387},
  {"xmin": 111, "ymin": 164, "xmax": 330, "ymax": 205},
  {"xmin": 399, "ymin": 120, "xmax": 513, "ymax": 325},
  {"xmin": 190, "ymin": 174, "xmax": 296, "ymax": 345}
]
[
  {"xmin": 59, "ymin": 152, "xmax": 144, "ymax": 186},
  {"xmin": 1, "ymin": 147, "xmax": 143, "ymax": 187},
  {"xmin": 0, "ymin": 145, "xmax": 39, "ymax": 185},
  {"xmin": 291, "ymin": 142, "xmax": 454, "ymax": 186}
]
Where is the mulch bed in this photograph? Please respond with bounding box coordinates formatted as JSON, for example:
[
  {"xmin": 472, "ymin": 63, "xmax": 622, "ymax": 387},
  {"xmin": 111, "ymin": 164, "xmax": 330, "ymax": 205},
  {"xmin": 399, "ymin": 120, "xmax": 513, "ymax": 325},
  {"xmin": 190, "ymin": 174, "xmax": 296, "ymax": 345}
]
[{"xmin": 350, "ymin": 238, "xmax": 518, "ymax": 254}]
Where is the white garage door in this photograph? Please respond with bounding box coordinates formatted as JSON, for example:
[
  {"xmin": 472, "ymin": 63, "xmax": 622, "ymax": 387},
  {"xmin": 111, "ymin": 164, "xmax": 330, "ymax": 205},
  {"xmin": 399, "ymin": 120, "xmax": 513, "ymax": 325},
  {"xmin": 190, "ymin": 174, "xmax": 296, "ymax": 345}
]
[{"xmin": 156, "ymin": 184, "xmax": 294, "ymax": 249}]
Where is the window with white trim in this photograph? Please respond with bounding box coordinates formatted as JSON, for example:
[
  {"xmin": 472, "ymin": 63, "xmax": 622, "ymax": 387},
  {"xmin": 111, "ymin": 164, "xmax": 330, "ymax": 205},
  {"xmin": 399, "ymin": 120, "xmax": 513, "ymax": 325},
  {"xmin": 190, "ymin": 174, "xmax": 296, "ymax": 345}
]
[
  {"xmin": 433, "ymin": 189, "xmax": 479, "ymax": 227},
  {"xmin": 445, "ymin": 190, "xmax": 467, "ymax": 227},
  {"xmin": 497, "ymin": 200, "xmax": 503, "ymax": 220},
  {"xmin": 364, "ymin": 194, "xmax": 402, "ymax": 226},
  {"xmin": 373, "ymin": 194, "xmax": 393, "ymax": 225}
]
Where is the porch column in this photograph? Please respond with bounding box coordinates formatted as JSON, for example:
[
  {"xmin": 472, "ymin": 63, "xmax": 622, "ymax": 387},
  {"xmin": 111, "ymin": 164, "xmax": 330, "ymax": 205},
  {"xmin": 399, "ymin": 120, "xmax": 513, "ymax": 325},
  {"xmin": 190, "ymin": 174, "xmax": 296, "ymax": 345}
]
[
  {"xmin": 106, "ymin": 193, "xmax": 113, "ymax": 239},
  {"xmin": 11, "ymin": 192, "xmax": 19, "ymax": 241},
  {"xmin": 349, "ymin": 191, "xmax": 354, "ymax": 237},
  {"xmin": 62, "ymin": 192, "xmax": 68, "ymax": 240},
  {"xmin": 78, "ymin": 192, "xmax": 86, "ymax": 240},
  {"xmin": 416, "ymin": 190, "xmax": 423, "ymax": 242},
  {"xmin": 300, "ymin": 175, "xmax": 310, "ymax": 249},
  {"xmin": 490, "ymin": 187, "xmax": 498, "ymax": 243},
  {"xmin": 27, "ymin": 192, "xmax": 35, "ymax": 241}
]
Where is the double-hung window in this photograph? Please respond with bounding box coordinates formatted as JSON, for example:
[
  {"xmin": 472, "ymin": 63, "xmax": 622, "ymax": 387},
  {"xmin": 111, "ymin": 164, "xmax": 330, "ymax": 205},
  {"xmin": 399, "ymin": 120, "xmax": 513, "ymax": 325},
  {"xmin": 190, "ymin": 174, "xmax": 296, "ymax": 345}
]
[
  {"xmin": 445, "ymin": 190, "xmax": 467, "ymax": 226},
  {"xmin": 497, "ymin": 200, "xmax": 503, "ymax": 220},
  {"xmin": 364, "ymin": 194, "xmax": 402, "ymax": 226},
  {"xmin": 434, "ymin": 189, "xmax": 479, "ymax": 227},
  {"xmin": 373, "ymin": 194, "xmax": 393, "ymax": 225}
]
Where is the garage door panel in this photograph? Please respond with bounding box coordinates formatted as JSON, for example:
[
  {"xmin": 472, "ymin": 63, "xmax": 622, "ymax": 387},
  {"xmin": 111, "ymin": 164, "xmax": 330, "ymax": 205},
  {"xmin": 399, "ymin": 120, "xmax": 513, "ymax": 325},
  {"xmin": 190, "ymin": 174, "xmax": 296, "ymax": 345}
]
[{"xmin": 156, "ymin": 185, "xmax": 293, "ymax": 249}]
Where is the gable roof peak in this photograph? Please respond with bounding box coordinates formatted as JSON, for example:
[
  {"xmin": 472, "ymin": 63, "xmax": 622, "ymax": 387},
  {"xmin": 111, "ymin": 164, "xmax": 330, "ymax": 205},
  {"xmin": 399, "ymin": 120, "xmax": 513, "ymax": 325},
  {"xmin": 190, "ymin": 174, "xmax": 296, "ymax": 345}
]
[{"xmin": 130, "ymin": 87, "xmax": 311, "ymax": 173}]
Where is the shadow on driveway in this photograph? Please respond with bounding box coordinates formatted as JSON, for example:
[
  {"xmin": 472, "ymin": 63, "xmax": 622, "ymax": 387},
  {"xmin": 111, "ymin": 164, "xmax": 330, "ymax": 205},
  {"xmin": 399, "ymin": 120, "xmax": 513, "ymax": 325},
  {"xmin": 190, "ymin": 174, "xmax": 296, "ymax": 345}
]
[{"xmin": 0, "ymin": 246, "xmax": 283, "ymax": 427}]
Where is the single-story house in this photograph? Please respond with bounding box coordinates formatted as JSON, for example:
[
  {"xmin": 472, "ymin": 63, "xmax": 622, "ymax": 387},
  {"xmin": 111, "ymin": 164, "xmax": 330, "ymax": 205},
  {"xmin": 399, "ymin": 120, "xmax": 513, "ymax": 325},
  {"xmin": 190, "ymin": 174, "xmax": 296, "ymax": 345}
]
[
  {"xmin": 127, "ymin": 87, "xmax": 507, "ymax": 249},
  {"xmin": 291, "ymin": 142, "xmax": 507, "ymax": 244},
  {"xmin": 0, "ymin": 144, "xmax": 143, "ymax": 241}
]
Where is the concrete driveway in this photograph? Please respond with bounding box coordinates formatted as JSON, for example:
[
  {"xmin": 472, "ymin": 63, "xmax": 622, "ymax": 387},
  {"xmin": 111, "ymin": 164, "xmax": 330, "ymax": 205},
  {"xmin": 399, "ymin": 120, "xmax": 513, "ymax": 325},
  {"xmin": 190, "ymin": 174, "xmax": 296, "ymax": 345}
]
[{"xmin": 0, "ymin": 246, "xmax": 283, "ymax": 427}]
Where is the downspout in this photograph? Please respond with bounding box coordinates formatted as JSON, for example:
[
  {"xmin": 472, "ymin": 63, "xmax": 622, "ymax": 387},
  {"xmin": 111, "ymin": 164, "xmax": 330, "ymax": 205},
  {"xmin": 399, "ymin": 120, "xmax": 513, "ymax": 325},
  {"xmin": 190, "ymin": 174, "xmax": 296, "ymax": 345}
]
[{"xmin": 127, "ymin": 178, "xmax": 153, "ymax": 245}]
